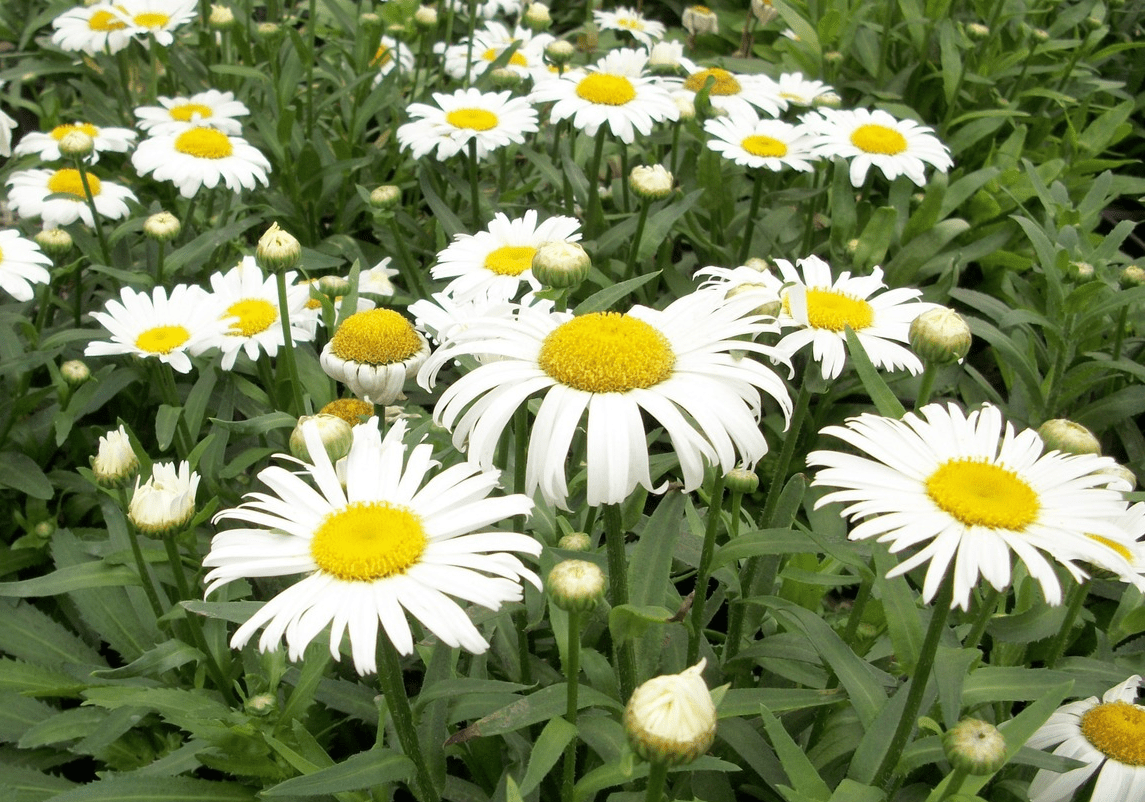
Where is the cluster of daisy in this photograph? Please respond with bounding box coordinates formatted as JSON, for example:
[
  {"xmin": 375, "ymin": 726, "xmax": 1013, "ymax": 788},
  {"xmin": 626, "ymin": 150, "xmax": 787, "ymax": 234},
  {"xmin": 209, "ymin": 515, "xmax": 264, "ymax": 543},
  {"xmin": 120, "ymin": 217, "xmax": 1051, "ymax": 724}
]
[{"xmin": 51, "ymin": 0, "xmax": 198, "ymax": 56}]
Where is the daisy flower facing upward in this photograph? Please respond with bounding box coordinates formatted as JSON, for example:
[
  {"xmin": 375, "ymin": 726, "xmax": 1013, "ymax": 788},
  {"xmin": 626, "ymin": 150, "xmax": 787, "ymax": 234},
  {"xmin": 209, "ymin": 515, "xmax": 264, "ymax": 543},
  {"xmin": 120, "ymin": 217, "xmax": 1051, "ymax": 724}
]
[
  {"xmin": 6, "ymin": 167, "xmax": 136, "ymax": 228},
  {"xmin": 808, "ymin": 107, "xmax": 952, "ymax": 187},
  {"xmin": 205, "ymin": 417, "xmax": 541, "ymax": 673},
  {"xmin": 1026, "ymin": 675, "xmax": 1145, "ymax": 802},
  {"xmin": 0, "ymin": 230, "xmax": 53, "ymax": 302},
  {"xmin": 14, "ymin": 122, "xmax": 137, "ymax": 163},
  {"xmin": 397, "ymin": 89, "xmax": 538, "ymax": 161},
  {"xmin": 808, "ymin": 402, "xmax": 1136, "ymax": 610},
  {"xmin": 703, "ymin": 109, "xmax": 818, "ymax": 172},
  {"xmin": 594, "ymin": 6, "xmax": 667, "ymax": 47},
  {"xmin": 321, "ymin": 308, "xmax": 431, "ymax": 404},
  {"xmin": 51, "ymin": 4, "xmax": 134, "ymax": 55},
  {"xmin": 132, "ymin": 126, "xmax": 270, "ymax": 198},
  {"xmin": 134, "ymin": 90, "xmax": 250, "ymax": 136}
]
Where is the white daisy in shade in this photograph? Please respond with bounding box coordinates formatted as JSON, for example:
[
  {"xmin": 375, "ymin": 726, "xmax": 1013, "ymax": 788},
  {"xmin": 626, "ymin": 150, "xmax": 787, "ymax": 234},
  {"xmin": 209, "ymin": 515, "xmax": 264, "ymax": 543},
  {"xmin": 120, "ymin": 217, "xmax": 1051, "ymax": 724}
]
[
  {"xmin": 6, "ymin": 167, "xmax": 136, "ymax": 228},
  {"xmin": 703, "ymin": 109, "xmax": 818, "ymax": 171},
  {"xmin": 776, "ymin": 72, "xmax": 833, "ymax": 107},
  {"xmin": 204, "ymin": 257, "xmax": 316, "ymax": 370},
  {"xmin": 806, "ymin": 107, "xmax": 953, "ymax": 187},
  {"xmin": 418, "ymin": 290, "xmax": 792, "ymax": 509},
  {"xmin": 0, "ymin": 230, "xmax": 53, "ymax": 302},
  {"xmin": 134, "ymin": 90, "xmax": 250, "ymax": 136},
  {"xmin": 667, "ymin": 66, "xmax": 785, "ymax": 118},
  {"xmin": 132, "ymin": 126, "xmax": 271, "ymax": 198},
  {"xmin": 13, "ymin": 122, "xmax": 137, "ymax": 163},
  {"xmin": 808, "ymin": 402, "xmax": 1137, "ymax": 610},
  {"xmin": 528, "ymin": 48, "xmax": 678, "ymax": 144},
  {"xmin": 0, "ymin": 101, "xmax": 15, "ymax": 158},
  {"xmin": 397, "ymin": 88, "xmax": 539, "ymax": 161},
  {"xmin": 371, "ymin": 36, "xmax": 415, "ymax": 80},
  {"xmin": 51, "ymin": 3, "xmax": 134, "ymax": 55},
  {"xmin": 594, "ymin": 6, "xmax": 667, "ymax": 47},
  {"xmin": 442, "ymin": 22, "xmax": 554, "ymax": 81},
  {"xmin": 119, "ymin": 0, "xmax": 197, "ymax": 46},
  {"xmin": 432, "ymin": 210, "xmax": 582, "ymax": 302},
  {"xmin": 321, "ymin": 308, "xmax": 431, "ymax": 405},
  {"xmin": 85, "ymin": 284, "xmax": 228, "ymax": 374},
  {"xmin": 770, "ymin": 255, "xmax": 934, "ymax": 380},
  {"xmin": 1027, "ymin": 675, "xmax": 1145, "ymax": 802},
  {"xmin": 205, "ymin": 416, "xmax": 541, "ymax": 674}
]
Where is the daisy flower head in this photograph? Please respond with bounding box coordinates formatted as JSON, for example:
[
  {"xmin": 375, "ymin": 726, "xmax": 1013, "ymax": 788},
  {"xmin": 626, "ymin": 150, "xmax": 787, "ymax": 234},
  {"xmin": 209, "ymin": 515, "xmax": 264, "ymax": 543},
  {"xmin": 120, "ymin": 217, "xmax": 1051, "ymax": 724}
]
[
  {"xmin": 134, "ymin": 90, "xmax": 250, "ymax": 136},
  {"xmin": 668, "ymin": 66, "xmax": 784, "ymax": 118},
  {"xmin": 771, "ymin": 255, "xmax": 933, "ymax": 380},
  {"xmin": 703, "ymin": 108, "xmax": 818, "ymax": 172},
  {"xmin": 0, "ymin": 230, "xmax": 53, "ymax": 302},
  {"xmin": 13, "ymin": 122, "xmax": 137, "ymax": 164},
  {"xmin": 1026, "ymin": 675, "xmax": 1145, "ymax": 802},
  {"xmin": 776, "ymin": 72, "xmax": 833, "ymax": 108},
  {"xmin": 807, "ymin": 107, "xmax": 953, "ymax": 187},
  {"xmin": 528, "ymin": 48, "xmax": 678, "ymax": 144},
  {"xmin": 119, "ymin": 0, "xmax": 198, "ymax": 46},
  {"xmin": 396, "ymin": 88, "xmax": 539, "ymax": 162},
  {"xmin": 357, "ymin": 258, "xmax": 400, "ymax": 298},
  {"xmin": 432, "ymin": 210, "xmax": 582, "ymax": 302},
  {"xmin": 6, "ymin": 167, "xmax": 136, "ymax": 228},
  {"xmin": 205, "ymin": 416, "xmax": 541, "ymax": 674},
  {"xmin": 693, "ymin": 262, "xmax": 782, "ymax": 315},
  {"xmin": 132, "ymin": 126, "xmax": 270, "ymax": 198},
  {"xmin": 808, "ymin": 402, "xmax": 1137, "ymax": 610},
  {"xmin": 443, "ymin": 0, "xmax": 524, "ymax": 21},
  {"xmin": 371, "ymin": 36, "xmax": 415, "ymax": 80},
  {"xmin": 203, "ymin": 257, "xmax": 316, "ymax": 370},
  {"xmin": 321, "ymin": 308, "xmax": 431, "ymax": 404},
  {"xmin": 419, "ymin": 290, "xmax": 792, "ymax": 509},
  {"xmin": 85, "ymin": 284, "xmax": 228, "ymax": 374},
  {"xmin": 442, "ymin": 22, "xmax": 554, "ymax": 81},
  {"xmin": 594, "ymin": 6, "xmax": 667, "ymax": 48},
  {"xmin": 51, "ymin": 3, "xmax": 134, "ymax": 55}
]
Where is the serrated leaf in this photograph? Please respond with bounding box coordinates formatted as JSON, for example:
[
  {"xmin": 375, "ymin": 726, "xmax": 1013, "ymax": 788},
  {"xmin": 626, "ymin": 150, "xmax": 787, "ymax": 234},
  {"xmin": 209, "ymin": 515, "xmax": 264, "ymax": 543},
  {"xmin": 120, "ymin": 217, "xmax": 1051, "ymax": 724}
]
[
  {"xmin": 19, "ymin": 707, "xmax": 105, "ymax": 749},
  {"xmin": 0, "ymin": 599, "xmax": 105, "ymax": 667},
  {"xmin": 0, "ymin": 763, "xmax": 76, "ymax": 802},
  {"xmin": 0, "ymin": 691, "xmax": 58, "ymax": 744},
  {"xmin": 0, "ymin": 657, "xmax": 86, "ymax": 698}
]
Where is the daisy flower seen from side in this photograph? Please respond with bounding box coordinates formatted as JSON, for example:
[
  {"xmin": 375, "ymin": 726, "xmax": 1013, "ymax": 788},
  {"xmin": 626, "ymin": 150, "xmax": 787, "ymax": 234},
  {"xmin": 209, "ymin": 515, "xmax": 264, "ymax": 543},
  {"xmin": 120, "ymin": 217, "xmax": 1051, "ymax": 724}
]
[
  {"xmin": 776, "ymin": 72, "xmax": 833, "ymax": 107},
  {"xmin": 132, "ymin": 126, "xmax": 270, "ymax": 198},
  {"xmin": 205, "ymin": 416, "xmax": 541, "ymax": 674},
  {"xmin": 528, "ymin": 48, "xmax": 678, "ymax": 144},
  {"xmin": 808, "ymin": 402, "xmax": 1136, "ymax": 610},
  {"xmin": 668, "ymin": 66, "xmax": 785, "ymax": 118},
  {"xmin": 419, "ymin": 290, "xmax": 792, "ymax": 509},
  {"xmin": 85, "ymin": 284, "xmax": 228, "ymax": 373},
  {"xmin": 703, "ymin": 109, "xmax": 819, "ymax": 172},
  {"xmin": 371, "ymin": 36, "xmax": 415, "ymax": 80},
  {"xmin": 432, "ymin": 210, "xmax": 582, "ymax": 302},
  {"xmin": 51, "ymin": 3, "xmax": 134, "ymax": 55},
  {"xmin": 594, "ymin": 6, "xmax": 667, "ymax": 47},
  {"xmin": 807, "ymin": 107, "xmax": 953, "ymax": 187},
  {"xmin": 134, "ymin": 90, "xmax": 249, "ymax": 136},
  {"xmin": 1026, "ymin": 675, "xmax": 1145, "ymax": 802},
  {"xmin": 0, "ymin": 230, "xmax": 53, "ymax": 302},
  {"xmin": 397, "ymin": 88, "xmax": 538, "ymax": 161},
  {"xmin": 321, "ymin": 308, "xmax": 431, "ymax": 404},
  {"xmin": 6, "ymin": 167, "xmax": 136, "ymax": 228},
  {"xmin": 13, "ymin": 122, "xmax": 137, "ymax": 163},
  {"xmin": 442, "ymin": 22, "xmax": 554, "ymax": 81}
]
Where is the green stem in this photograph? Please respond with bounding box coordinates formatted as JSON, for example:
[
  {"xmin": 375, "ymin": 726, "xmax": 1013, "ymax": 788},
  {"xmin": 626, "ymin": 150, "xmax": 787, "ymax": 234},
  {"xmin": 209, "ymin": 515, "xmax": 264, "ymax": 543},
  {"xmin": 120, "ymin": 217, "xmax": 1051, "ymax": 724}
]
[
  {"xmin": 117, "ymin": 488, "xmax": 166, "ymax": 621},
  {"xmin": 842, "ymin": 572, "xmax": 874, "ymax": 647},
  {"xmin": 1043, "ymin": 579, "xmax": 1089, "ymax": 669},
  {"xmin": 604, "ymin": 503, "xmax": 637, "ymax": 699},
  {"xmin": 687, "ymin": 472, "xmax": 725, "ymax": 665},
  {"xmin": 761, "ymin": 373, "xmax": 812, "ymax": 526},
  {"xmin": 377, "ymin": 634, "xmax": 440, "ymax": 802},
  {"xmin": 962, "ymin": 586, "xmax": 1002, "ymax": 653},
  {"xmin": 155, "ymin": 240, "xmax": 167, "ymax": 287},
  {"xmin": 624, "ymin": 198, "xmax": 652, "ymax": 282},
  {"xmin": 274, "ymin": 271, "xmax": 305, "ymax": 415},
  {"xmin": 644, "ymin": 761, "xmax": 669, "ymax": 802},
  {"xmin": 561, "ymin": 608, "xmax": 582, "ymax": 802},
  {"xmin": 74, "ymin": 157, "xmax": 112, "ymax": 266},
  {"xmin": 513, "ymin": 404, "xmax": 533, "ymax": 686},
  {"xmin": 467, "ymin": 139, "xmax": 482, "ymax": 230},
  {"xmin": 737, "ymin": 171, "xmax": 765, "ymax": 264},
  {"xmin": 915, "ymin": 362, "xmax": 938, "ymax": 410},
  {"xmin": 585, "ymin": 127, "xmax": 608, "ymax": 237}
]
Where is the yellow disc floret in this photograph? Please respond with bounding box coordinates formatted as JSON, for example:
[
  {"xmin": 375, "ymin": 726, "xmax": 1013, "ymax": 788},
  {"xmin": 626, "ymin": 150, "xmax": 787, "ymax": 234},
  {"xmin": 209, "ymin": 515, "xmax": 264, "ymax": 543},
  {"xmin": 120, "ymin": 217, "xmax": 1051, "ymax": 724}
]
[
  {"xmin": 174, "ymin": 128, "xmax": 234, "ymax": 159},
  {"xmin": 319, "ymin": 398, "xmax": 375, "ymax": 425},
  {"xmin": 1080, "ymin": 702, "xmax": 1145, "ymax": 766},
  {"xmin": 135, "ymin": 325, "xmax": 191, "ymax": 354},
  {"xmin": 793, "ymin": 288, "xmax": 874, "ymax": 331},
  {"xmin": 225, "ymin": 298, "xmax": 278, "ymax": 337},
  {"xmin": 538, "ymin": 312, "xmax": 675, "ymax": 393},
  {"xmin": 742, "ymin": 134, "xmax": 788, "ymax": 158},
  {"xmin": 576, "ymin": 74, "xmax": 637, "ymax": 106},
  {"xmin": 330, "ymin": 309, "xmax": 423, "ymax": 365},
  {"xmin": 310, "ymin": 501, "xmax": 427, "ymax": 582},
  {"xmin": 133, "ymin": 11, "xmax": 170, "ymax": 27},
  {"xmin": 683, "ymin": 68, "xmax": 742, "ymax": 96},
  {"xmin": 484, "ymin": 245, "xmax": 537, "ymax": 276},
  {"xmin": 445, "ymin": 108, "xmax": 499, "ymax": 131},
  {"xmin": 51, "ymin": 123, "xmax": 99, "ymax": 141},
  {"xmin": 170, "ymin": 103, "xmax": 214, "ymax": 121},
  {"xmin": 47, "ymin": 168, "xmax": 101, "ymax": 198},
  {"xmin": 925, "ymin": 459, "xmax": 1040, "ymax": 530},
  {"xmin": 482, "ymin": 47, "xmax": 528, "ymax": 66},
  {"xmin": 89, "ymin": 9, "xmax": 127, "ymax": 31},
  {"xmin": 850, "ymin": 124, "xmax": 908, "ymax": 155}
]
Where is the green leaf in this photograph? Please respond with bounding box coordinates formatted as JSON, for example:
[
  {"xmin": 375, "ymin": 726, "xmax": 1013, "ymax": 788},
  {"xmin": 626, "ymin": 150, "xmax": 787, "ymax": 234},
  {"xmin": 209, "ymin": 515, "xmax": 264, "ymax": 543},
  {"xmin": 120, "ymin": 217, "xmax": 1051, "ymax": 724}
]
[
  {"xmin": 827, "ymin": 779, "xmax": 884, "ymax": 802},
  {"xmin": 0, "ymin": 452, "xmax": 52, "ymax": 499},
  {"xmin": 91, "ymin": 640, "xmax": 202, "ymax": 680},
  {"xmin": 0, "ymin": 763, "xmax": 75, "ymax": 802},
  {"xmin": 758, "ymin": 703, "xmax": 832, "ymax": 802},
  {"xmin": 19, "ymin": 707, "xmax": 106, "ymax": 749},
  {"xmin": 572, "ymin": 271, "xmax": 661, "ymax": 315},
  {"xmin": 0, "ymin": 600, "xmax": 105, "ymax": 667},
  {"xmin": 608, "ymin": 604, "xmax": 674, "ymax": 646},
  {"xmin": 155, "ymin": 404, "xmax": 182, "ymax": 452},
  {"xmin": 208, "ymin": 411, "xmax": 297, "ymax": 436},
  {"xmin": 0, "ymin": 691, "xmax": 57, "ymax": 743},
  {"xmin": 0, "ymin": 657, "xmax": 86, "ymax": 698},
  {"xmin": 853, "ymin": 207, "xmax": 898, "ymax": 271},
  {"xmin": 43, "ymin": 777, "xmax": 256, "ymax": 801},
  {"xmin": 718, "ymin": 687, "xmax": 846, "ymax": 717},
  {"xmin": 712, "ymin": 528, "xmax": 822, "ymax": 571},
  {"xmin": 518, "ymin": 716, "xmax": 577, "ymax": 796},
  {"xmin": 638, "ymin": 190, "xmax": 702, "ymax": 261},
  {"xmin": 873, "ymin": 550, "xmax": 922, "ymax": 671},
  {"xmin": 263, "ymin": 750, "xmax": 413, "ymax": 796},
  {"xmin": 961, "ymin": 667, "xmax": 1074, "ymax": 706},
  {"xmin": 0, "ymin": 562, "xmax": 139, "ymax": 598},
  {"xmin": 445, "ymin": 684, "xmax": 619, "ymax": 744},
  {"xmin": 844, "ymin": 328, "xmax": 906, "ymax": 419}
]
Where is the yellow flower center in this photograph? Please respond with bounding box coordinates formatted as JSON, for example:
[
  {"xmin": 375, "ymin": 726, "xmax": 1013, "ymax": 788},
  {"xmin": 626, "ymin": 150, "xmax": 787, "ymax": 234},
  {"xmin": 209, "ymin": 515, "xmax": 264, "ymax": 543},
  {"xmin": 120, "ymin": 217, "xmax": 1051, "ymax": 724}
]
[
  {"xmin": 89, "ymin": 9, "xmax": 127, "ymax": 31},
  {"xmin": 51, "ymin": 123, "xmax": 99, "ymax": 141},
  {"xmin": 1080, "ymin": 701, "xmax": 1145, "ymax": 766},
  {"xmin": 684, "ymin": 68, "xmax": 741, "ymax": 96},
  {"xmin": 174, "ymin": 128, "xmax": 234, "ymax": 159},
  {"xmin": 225, "ymin": 298, "xmax": 277, "ymax": 337},
  {"xmin": 617, "ymin": 16, "xmax": 644, "ymax": 30},
  {"xmin": 133, "ymin": 11, "xmax": 170, "ymax": 28},
  {"xmin": 925, "ymin": 459, "xmax": 1040, "ymax": 530},
  {"xmin": 47, "ymin": 168, "xmax": 101, "ymax": 198},
  {"xmin": 319, "ymin": 398, "xmax": 375, "ymax": 425},
  {"xmin": 135, "ymin": 325, "xmax": 191, "ymax": 354},
  {"xmin": 170, "ymin": 103, "xmax": 214, "ymax": 121},
  {"xmin": 850, "ymin": 123, "xmax": 908, "ymax": 155},
  {"xmin": 576, "ymin": 73, "xmax": 637, "ymax": 106},
  {"xmin": 786, "ymin": 288, "xmax": 873, "ymax": 331},
  {"xmin": 742, "ymin": 134, "xmax": 787, "ymax": 158},
  {"xmin": 445, "ymin": 108, "xmax": 499, "ymax": 131},
  {"xmin": 372, "ymin": 44, "xmax": 393, "ymax": 66},
  {"xmin": 538, "ymin": 312, "xmax": 675, "ymax": 393},
  {"xmin": 692, "ymin": 4, "xmax": 712, "ymax": 11},
  {"xmin": 310, "ymin": 501, "xmax": 427, "ymax": 582},
  {"xmin": 484, "ymin": 245, "xmax": 537, "ymax": 276},
  {"xmin": 482, "ymin": 47, "xmax": 528, "ymax": 66},
  {"xmin": 1088, "ymin": 534, "xmax": 1135, "ymax": 562},
  {"xmin": 330, "ymin": 308, "xmax": 423, "ymax": 365}
]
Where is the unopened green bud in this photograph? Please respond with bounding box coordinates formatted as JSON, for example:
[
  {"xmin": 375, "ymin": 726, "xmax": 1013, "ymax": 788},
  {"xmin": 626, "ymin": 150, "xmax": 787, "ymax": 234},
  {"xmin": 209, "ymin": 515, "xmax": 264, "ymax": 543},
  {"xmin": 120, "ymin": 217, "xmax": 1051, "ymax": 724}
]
[
  {"xmin": 523, "ymin": 2, "xmax": 551, "ymax": 31},
  {"xmin": 624, "ymin": 660, "xmax": 717, "ymax": 766},
  {"xmin": 532, "ymin": 241, "xmax": 591, "ymax": 289},
  {"xmin": 290, "ymin": 414, "xmax": 354, "ymax": 464},
  {"xmin": 144, "ymin": 211, "xmax": 181, "ymax": 241},
  {"xmin": 1067, "ymin": 260, "xmax": 1095, "ymax": 282},
  {"xmin": 490, "ymin": 67, "xmax": 522, "ymax": 90},
  {"xmin": 1037, "ymin": 418, "xmax": 1101, "ymax": 456},
  {"xmin": 545, "ymin": 40, "xmax": 575, "ymax": 66},
  {"xmin": 725, "ymin": 466, "xmax": 759, "ymax": 494},
  {"xmin": 909, "ymin": 307, "xmax": 972, "ymax": 364},
  {"xmin": 35, "ymin": 227, "xmax": 73, "ymax": 257},
  {"xmin": 208, "ymin": 3, "xmax": 235, "ymax": 29},
  {"xmin": 256, "ymin": 222, "xmax": 301, "ymax": 273},
  {"xmin": 630, "ymin": 164, "xmax": 674, "ymax": 201},
  {"xmin": 1119, "ymin": 264, "xmax": 1145, "ymax": 289},
  {"xmin": 413, "ymin": 5, "xmax": 439, "ymax": 29},
  {"xmin": 966, "ymin": 22, "xmax": 990, "ymax": 40},
  {"xmin": 370, "ymin": 184, "xmax": 401, "ymax": 210},
  {"xmin": 256, "ymin": 21, "xmax": 283, "ymax": 41},
  {"xmin": 548, "ymin": 559, "xmax": 605, "ymax": 612},
  {"xmin": 943, "ymin": 718, "xmax": 1006, "ymax": 775},
  {"xmin": 58, "ymin": 131, "xmax": 94, "ymax": 158},
  {"xmin": 813, "ymin": 91, "xmax": 842, "ymax": 108},
  {"xmin": 557, "ymin": 532, "xmax": 592, "ymax": 551},
  {"xmin": 318, "ymin": 274, "xmax": 351, "ymax": 298},
  {"xmin": 245, "ymin": 692, "xmax": 278, "ymax": 717},
  {"xmin": 61, "ymin": 359, "xmax": 91, "ymax": 386}
]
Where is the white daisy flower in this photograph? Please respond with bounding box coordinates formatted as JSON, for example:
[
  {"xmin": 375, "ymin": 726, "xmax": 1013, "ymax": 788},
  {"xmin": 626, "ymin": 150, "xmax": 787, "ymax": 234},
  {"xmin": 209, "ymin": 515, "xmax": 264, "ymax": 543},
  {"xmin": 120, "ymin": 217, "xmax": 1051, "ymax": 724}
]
[
  {"xmin": 418, "ymin": 290, "xmax": 792, "ymax": 509},
  {"xmin": 1027, "ymin": 675, "xmax": 1145, "ymax": 802},
  {"xmin": 776, "ymin": 72, "xmax": 833, "ymax": 107},
  {"xmin": 85, "ymin": 284, "xmax": 227, "ymax": 374},
  {"xmin": 806, "ymin": 107, "xmax": 953, "ymax": 187},
  {"xmin": 703, "ymin": 108, "xmax": 819, "ymax": 171},
  {"xmin": 808, "ymin": 402, "xmax": 1137, "ymax": 610},
  {"xmin": 528, "ymin": 48, "xmax": 678, "ymax": 144},
  {"xmin": 50, "ymin": 3, "xmax": 135, "ymax": 55},
  {"xmin": 410, "ymin": 291, "xmax": 509, "ymax": 347},
  {"xmin": 371, "ymin": 36, "xmax": 415, "ymax": 80},
  {"xmin": 134, "ymin": 90, "xmax": 250, "ymax": 136},
  {"xmin": 397, "ymin": 88, "xmax": 539, "ymax": 162},
  {"xmin": 132, "ymin": 126, "xmax": 271, "ymax": 198},
  {"xmin": 442, "ymin": 22, "xmax": 554, "ymax": 81},
  {"xmin": 0, "ymin": 106, "xmax": 15, "ymax": 158},
  {"xmin": 594, "ymin": 6, "xmax": 667, "ymax": 47},
  {"xmin": 432, "ymin": 210, "xmax": 582, "ymax": 302},
  {"xmin": 442, "ymin": 0, "xmax": 524, "ymax": 20},
  {"xmin": 13, "ymin": 122, "xmax": 137, "ymax": 164},
  {"xmin": 667, "ymin": 66, "xmax": 785, "ymax": 118},
  {"xmin": 205, "ymin": 416, "xmax": 541, "ymax": 674},
  {"xmin": 358, "ymin": 258, "xmax": 399, "ymax": 297},
  {"xmin": 204, "ymin": 257, "xmax": 316, "ymax": 370},
  {"xmin": 693, "ymin": 263, "xmax": 782, "ymax": 313},
  {"xmin": 320, "ymin": 308, "xmax": 431, "ymax": 405},
  {"xmin": 129, "ymin": 461, "xmax": 199, "ymax": 536},
  {"xmin": 6, "ymin": 167, "xmax": 136, "ymax": 228},
  {"xmin": 119, "ymin": 0, "xmax": 198, "ymax": 46},
  {"xmin": 0, "ymin": 230, "xmax": 53, "ymax": 302}
]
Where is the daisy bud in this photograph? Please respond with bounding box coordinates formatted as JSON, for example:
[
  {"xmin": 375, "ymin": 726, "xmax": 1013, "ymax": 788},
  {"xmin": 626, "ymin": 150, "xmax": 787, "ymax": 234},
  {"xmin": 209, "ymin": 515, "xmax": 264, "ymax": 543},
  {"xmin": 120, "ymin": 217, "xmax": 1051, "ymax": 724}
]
[
  {"xmin": 630, "ymin": 165, "xmax": 674, "ymax": 201},
  {"xmin": 290, "ymin": 414, "xmax": 354, "ymax": 464},
  {"xmin": 943, "ymin": 718, "xmax": 1006, "ymax": 775},
  {"xmin": 532, "ymin": 241, "xmax": 591, "ymax": 289},
  {"xmin": 624, "ymin": 660, "xmax": 717, "ymax": 766},
  {"xmin": 244, "ymin": 692, "xmax": 278, "ymax": 718},
  {"xmin": 360, "ymin": 13, "xmax": 383, "ymax": 31},
  {"xmin": 673, "ymin": 93, "xmax": 696, "ymax": 120},
  {"xmin": 726, "ymin": 283, "xmax": 781, "ymax": 317},
  {"xmin": 385, "ymin": 22, "xmax": 406, "ymax": 37},
  {"xmin": 128, "ymin": 461, "xmax": 199, "ymax": 537},
  {"xmin": 545, "ymin": 39, "xmax": 575, "ymax": 67},
  {"xmin": 1085, "ymin": 14, "xmax": 1104, "ymax": 30},
  {"xmin": 256, "ymin": 222, "xmax": 301, "ymax": 273},
  {"xmin": 845, "ymin": 237, "xmax": 860, "ymax": 255},
  {"xmin": 966, "ymin": 22, "xmax": 990, "ymax": 40},
  {"xmin": 208, "ymin": 4, "xmax": 235, "ymax": 29},
  {"xmin": 909, "ymin": 307, "xmax": 972, "ymax": 364},
  {"xmin": 1031, "ymin": 27, "xmax": 1050, "ymax": 42},
  {"xmin": 61, "ymin": 359, "xmax": 91, "ymax": 386},
  {"xmin": 682, "ymin": 5, "xmax": 719, "ymax": 35},
  {"xmin": 33, "ymin": 519, "xmax": 56, "ymax": 540},
  {"xmin": 413, "ymin": 5, "xmax": 439, "ymax": 30},
  {"xmin": 35, "ymin": 227, "xmax": 73, "ymax": 257},
  {"xmin": 319, "ymin": 397, "xmax": 375, "ymax": 426},
  {"xmin": 370, "ymin": 184, "xmax": 401, "ymax": 210},
  {"xmin": 725, "ymin": 466, "xmax": 759, "ymax": 494},
  {"xmin": 548, "ymin": 559, "xmax": 605, "ymax": 612},
  {"xmin": 558, "ymin": 532, "xmax": 592, "ymax": 551},
  {"xmin": 523, "ymin": 2, "xmax": 552, "ymax": 31},
  {"xmin": 743, "ymin": 257, "xmax": 771, "ymax": 273},
  {"xmin": 648, "ymin": 41, "xmax": 685, "ymax": 75},
  {"xmin": 1098, "ymin": 462, "xmax": 1137, "ymax": 491},
  {"xmin": 91, "ymin": 425, "xmax": 138, "ymax": 488},
  {"xmin": 318, "ymin": 274, "xmax": 351, "ymax": 298},
  {"xmin": 1119, "ymin": 264, "xmax": 1145, "ymax": 288},
  {"xmin": 813, "ymin": 90, "xmax": 842, "ymax": 108},
  {"xmin": 1037, "ymin": 419, "xmax": 1101, "ymax": 456},
  {"xmin": 256, "ymin": 21, "xmax": 283, "ymax": 42},
  {"xmin": 144, "ymin": 211, "xmax": 181, "ymax": 242},
  {"xmin": 321, "ymin": 308, "xmax": 431, "ymax": 404},
  {"xmin": 490, "ymin": 67, "xmax": 522, "ymax": 90},
  {"xmin": 751, "ymin": 0, "xmax": 779, "ymax": 25},
  {"xmin": 58, "ymin": 131, "xmax": 94, "ymax": 159},
  {"xmin": 823, "ymin": 51, "xmax": 844, "ymax": 65},
  {"xmin": 1067, "ymin": 260, "xmax": 1095, "ymax": 282}
]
